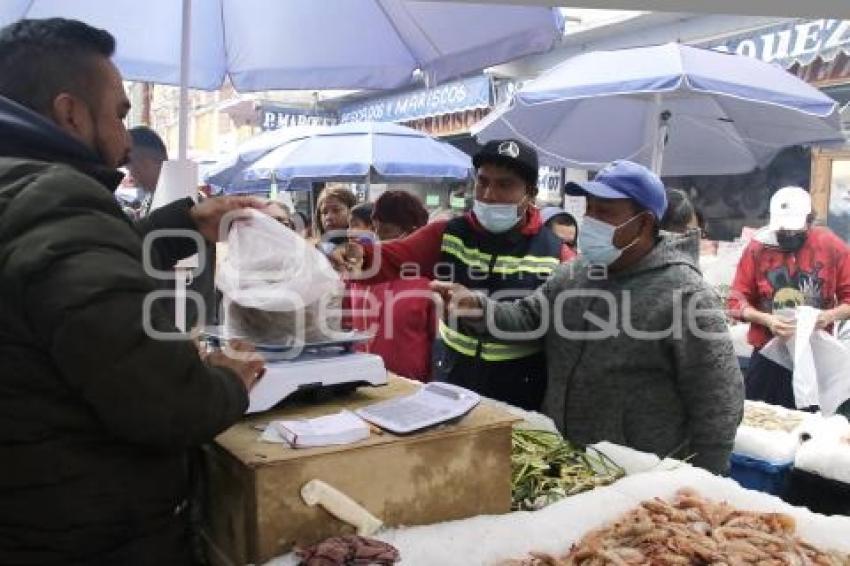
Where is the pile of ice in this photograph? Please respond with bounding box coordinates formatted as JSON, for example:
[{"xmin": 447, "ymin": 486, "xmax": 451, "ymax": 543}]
[
  {"xmin": 733, "ymin": 401, "xmax": 812, "ymax": 465},
  {"xmin": 794, "ymin": 414, "xmax": 850, "ymax": 483},
  {"xmin": 265, "ymin": 460, "xmax": 850, "ymax": 566}
]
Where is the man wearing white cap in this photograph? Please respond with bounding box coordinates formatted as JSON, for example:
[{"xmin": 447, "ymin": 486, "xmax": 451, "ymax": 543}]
[{"xmin": 729, "ymin": 186, "xmax": 850, "ymax": 408}]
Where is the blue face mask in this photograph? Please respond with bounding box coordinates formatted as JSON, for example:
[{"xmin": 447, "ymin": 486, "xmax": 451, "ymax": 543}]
[
  {"xmin": 579, "ymin": 214, "xmax": 644, "ymax": 266},
  {"xmin": 473, "ymin": 200, "xmax": 521, "ymax": 234}
]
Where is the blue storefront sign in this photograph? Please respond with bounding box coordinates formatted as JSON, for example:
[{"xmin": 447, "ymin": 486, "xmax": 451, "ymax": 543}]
[
  {"xmin": 339, "ymin": 75, "xmax": 492, "ymax": 124},
  {"xmin": 260, "ymin": 104, "xmax": 338, "ymax": 131},
  {"xmin": 706, "ymin": 19, "xmax": 850, "ymax": 68}
]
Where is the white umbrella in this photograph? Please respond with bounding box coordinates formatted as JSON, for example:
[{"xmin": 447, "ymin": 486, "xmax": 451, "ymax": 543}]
[{"xmin": 473, "ymin": 42, "xmax": 844, "ymax": 176}]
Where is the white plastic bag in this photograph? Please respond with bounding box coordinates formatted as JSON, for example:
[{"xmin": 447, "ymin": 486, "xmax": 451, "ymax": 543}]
[
  {"xmin": 759, "ymin": 305, "xmax": 850, "ymax": 415},
  {"xmin": 217, "ymin": 210, "xmax": 344, "ymax": 344},
  {"xmin": 218, "ymin": 210, "xmax": 341, "ymax": 310}
]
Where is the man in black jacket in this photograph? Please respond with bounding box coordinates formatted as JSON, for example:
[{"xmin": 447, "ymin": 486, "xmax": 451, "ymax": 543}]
[{"xmin": 0, "ymin": 18, "xmax": 265, "ymax": 564}]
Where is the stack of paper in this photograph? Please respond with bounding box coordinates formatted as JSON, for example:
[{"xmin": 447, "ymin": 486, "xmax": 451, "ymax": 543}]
[{"xmin": 269, "ymin": 410, "xmax": 370, "ymax": 448}]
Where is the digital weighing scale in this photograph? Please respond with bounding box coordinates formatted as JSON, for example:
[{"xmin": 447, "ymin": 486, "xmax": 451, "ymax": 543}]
[{"xmin": 201, "ymin": 327, "xmax": 388, "ymax": 413}]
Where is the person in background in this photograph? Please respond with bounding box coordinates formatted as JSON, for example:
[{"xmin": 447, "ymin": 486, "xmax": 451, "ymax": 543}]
[
  {"xmin": 349, "ymin": 201, "xmax": 374, "ymax": 233},
  {"xmin": 316, "ymin": 183, "xmax": 357, "ymax": 244},
  {"xmin": 0, "ymin": 18, "xmax": 265, "ymax": 563},
  {"xmin": 263, "ymin": 199, "xmax": 295, "ymax": 230},
  {"xmin": 661, "ymin": 188, "xmax": 702, "ymax": 259},
  {"xmin": 428, "ymin": 206, "xmax": 457, "ymax": 224},
  {"xmin": 127, "ymin": 125, "xmax": 168, "ymax": 218},
  {"xmin": 695, "ymin": 208, "xmax": 708, "ymax": 238},
  {"xmin": 331, "ymin": 139, "xmax": 571, "ymax": 410},
  {"xmin": 728, "ymin": 186, "xmax": 850, "ymax": 409},
  {"xmin": 126, "ymin": 125, "xmax": 218, "ymax": 330},
  {"xmin": 292, "ymin": 209, "xmax": 312, "ymax": 239},
  {"xmin": 347, "ymin": 191, "xmax": 435, "ymax": 382},
  {"xmin": 541, "ymin": 206, "xmax": 579, "ymax": 258},
  {"xmin": 434, "ymin": 160, "xmax": 744, "ymax": 474},
  {"xmin": 661, "ymin": 188, "xmax": 699, "ymax": 234}
]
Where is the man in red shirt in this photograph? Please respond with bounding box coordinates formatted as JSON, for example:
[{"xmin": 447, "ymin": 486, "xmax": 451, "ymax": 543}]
[
  {"xmin": 728, "ymin": 186, "xmax": 850, "ymax": 409},
  {"xmin": 333, "ymin": 139, "xmax": 573, "ymax": 410}
]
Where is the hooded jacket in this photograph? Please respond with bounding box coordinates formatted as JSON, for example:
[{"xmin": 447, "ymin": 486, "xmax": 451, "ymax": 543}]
[
  {"xmin": 479, "ymin": 230, "xmax": 744, "ymax": 474},
  {"xmin": 0, "ymin": 95, "xmax": 247, "ymax": 564}
]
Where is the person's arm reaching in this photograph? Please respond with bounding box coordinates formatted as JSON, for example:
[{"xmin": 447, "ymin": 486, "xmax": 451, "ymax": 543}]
[
  {"xmin": 135, "ymin": 197, "xmax": 198, "ymax": 270},
  {"xmin": 135, "ymin": 195, "xmax": 265, "ymax": 270},
  {"xmin": 10, "ymin": 173, "xmax": 260, "ymax": 449},
  {"xmin": 430, "ymin": 266, "xmax": 564, "ymax": 339},
  {"xmin": 333, "ymin": 221, "xmax": 447, "ymax": 284}
]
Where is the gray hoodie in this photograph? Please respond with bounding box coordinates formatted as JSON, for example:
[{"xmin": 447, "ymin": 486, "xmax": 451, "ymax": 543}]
[{"xmin": 476, "ymin": 231, "xmax": 744, "ymax": 474}]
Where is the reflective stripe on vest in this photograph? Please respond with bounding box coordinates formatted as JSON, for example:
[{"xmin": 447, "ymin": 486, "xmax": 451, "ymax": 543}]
[
  {"xmin": 438, "ymin": 319, "xmax": 542, "ymax": 362},
  {"xmin": 492, "ymin": 255, "xmax": 559, "ymax": 275},
  {"xmin": 440, "ymin": 234, "xmax": 492, "ymax": 271},
  {"xmin": 440, "ymin": 233, "xmax": 560, "ymax": 276}
]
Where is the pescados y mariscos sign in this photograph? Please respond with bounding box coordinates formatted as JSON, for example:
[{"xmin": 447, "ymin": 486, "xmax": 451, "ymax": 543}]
[
  {"xmin": 708, "ymin": 19, "xmax": 850, "ymax": 67},
  {"xmin": 339, "ymin": 76, "xmax": 492, "ymax": 124}
]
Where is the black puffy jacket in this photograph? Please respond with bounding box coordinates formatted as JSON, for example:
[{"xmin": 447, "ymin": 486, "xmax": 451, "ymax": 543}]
[{"xmin": 0, "ymin": 95, "xmax": 248, "ymax": 564}]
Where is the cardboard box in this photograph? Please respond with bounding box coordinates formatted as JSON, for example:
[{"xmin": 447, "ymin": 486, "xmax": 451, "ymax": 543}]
[{"xmin": 202, "ymin": 376, "xmax": 518, "ymax": 565}]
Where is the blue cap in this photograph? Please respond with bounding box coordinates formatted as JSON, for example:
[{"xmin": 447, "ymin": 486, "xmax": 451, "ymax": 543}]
[{"xmin": 565, "ymin": 160, "xmax": 668, "ymax": 220}]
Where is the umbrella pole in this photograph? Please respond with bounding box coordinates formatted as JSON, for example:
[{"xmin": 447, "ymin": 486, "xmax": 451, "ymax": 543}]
[
  {"xmin": 650, "ymin": 104, "xmax": 672, "ymax": 176},
  {"xmin": 178, "ymin": 0, "xmax": 192, "ymax": 161},
  {"xmin": 173, "ymin": 0, "xmax": 192, "ymax": 332},
  {"xmin": 308, "ymin": 186, "xmax": 315, "ymax": 237},
  {"xmin": 366, "ymin": 168, "xmax": 372, "ymax": 202},
  {"xmin": 270, "ymin": 171, "xmax": 279, "ymax": 200}
]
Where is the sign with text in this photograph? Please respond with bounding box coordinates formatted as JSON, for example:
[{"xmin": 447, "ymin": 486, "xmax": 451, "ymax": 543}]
[
  {"xmin": 260, "ymin": 104, "xmax": 338, "ymax": 131},
  {"xmin": 340, "ymin": 76, "xmax": 492, "ymax": 124},
  {"xmin": 706, "ymin": 19, "xmax": 850, "ymax": 67}
]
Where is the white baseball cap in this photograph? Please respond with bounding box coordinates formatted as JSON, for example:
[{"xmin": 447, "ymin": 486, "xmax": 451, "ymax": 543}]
[{"xmin": 768, "ymin": 186, "xmax": 811, "ymax": 232}]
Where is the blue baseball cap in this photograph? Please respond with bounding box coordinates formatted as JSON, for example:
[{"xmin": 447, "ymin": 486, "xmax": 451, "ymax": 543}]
[{"xmin": 565, "ymin": 160, "xmax": 668, "ymax": 220}]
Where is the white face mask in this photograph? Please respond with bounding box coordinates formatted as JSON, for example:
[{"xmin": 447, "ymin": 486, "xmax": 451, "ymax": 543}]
[
  {"xmin": 473, "ymin": 200, "xmax": 521, "ymax": 234},
  {"xmin": 579, "ymin": 213, "xmax": 644, "ymax": 266}
]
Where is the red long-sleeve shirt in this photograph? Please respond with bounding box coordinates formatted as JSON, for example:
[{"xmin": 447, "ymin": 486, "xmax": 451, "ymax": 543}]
[
  {"xmin": 355, "ymin": 208, "xmax": 575, "ymax": 285},
  {"xmin": 341, "ymin": 207, "xmax": 573, "ymax": 380},
  {"xmin": 347, "ymin": 278, "xmax": 436, "ymax": 382},
  {"xmin": 727, "ymin": 226, "xmax": 850, "ymax": 349}
]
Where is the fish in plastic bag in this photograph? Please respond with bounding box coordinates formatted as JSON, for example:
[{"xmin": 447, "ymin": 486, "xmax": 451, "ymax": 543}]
[{"xmin": 217, "ymin": 210, "xmax": 344, "ymax": 346}]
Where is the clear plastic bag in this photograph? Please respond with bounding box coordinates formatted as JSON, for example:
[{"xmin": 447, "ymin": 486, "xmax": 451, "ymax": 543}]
[{"xmin": 217, "ymin": 210, "xmax": 343, "ymax": 345}]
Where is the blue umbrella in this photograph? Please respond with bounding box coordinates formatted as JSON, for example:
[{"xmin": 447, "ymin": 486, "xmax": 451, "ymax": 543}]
[
  {"xmin": 473, "ymin": 42, "xmax": 845, "ymax": 176},
  {"xmin": 204, "ymin": 125, "xmax": 324, "ymax": 192},
  {"xmin": 1, "ymin": 0, "xmax": 561, "ymax": 160},
  {"xmin": 242, "ymin": 121, "xmax": 473, "ymax": 187},
  {"xmin": 0, "ymin": 0, "xmax": 562, "ymax": 91}
]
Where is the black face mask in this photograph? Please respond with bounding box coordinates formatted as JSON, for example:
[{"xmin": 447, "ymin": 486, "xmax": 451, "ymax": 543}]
[{"xmin": 776, "ymin": 231, "xmax": 807, "ymax": 252}]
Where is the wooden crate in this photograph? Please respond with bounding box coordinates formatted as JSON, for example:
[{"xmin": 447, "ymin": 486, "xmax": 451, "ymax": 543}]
[{"xmin": 201, "ymin": 376, "xmax": 518, "ymax": 565}]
